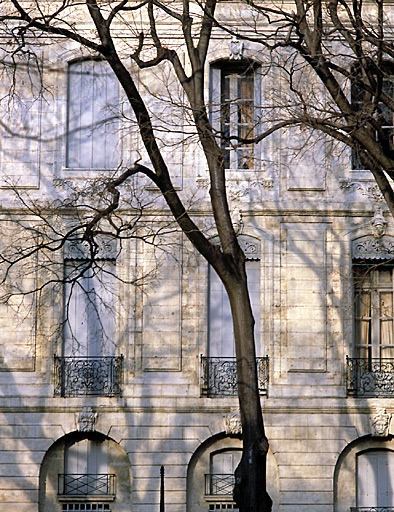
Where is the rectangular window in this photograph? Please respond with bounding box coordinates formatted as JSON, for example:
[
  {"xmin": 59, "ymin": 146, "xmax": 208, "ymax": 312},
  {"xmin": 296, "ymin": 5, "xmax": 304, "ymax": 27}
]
[
  {"xmin": 351, "ymin": 71, "xmax": 394, "ymax": 170},
  {"xmin": 210, "ymin": 62, "xmax": 260, "ymax": 170},
  {"xmin": 67, "ymin": 59, "xmax": 119, "ymax": 169},
  {"xmin": 208, "ymin": 260, "xmax": 260, "ymax": 357},
  {"xmin": 63, "ymin": 259, "xmax": 116, "ymax": 357},
  {"xmin": 354, "ymin": 266, "xmax": 394, "ymax": 360},
  {"xmin": 55, "ymin": 257, "xmax": 122, "ymax": 397}
]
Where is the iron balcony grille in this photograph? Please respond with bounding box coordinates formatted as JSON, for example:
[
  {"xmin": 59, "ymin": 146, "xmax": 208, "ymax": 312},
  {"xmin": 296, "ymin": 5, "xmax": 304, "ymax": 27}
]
[
  {"xmin": 346, "ymin": 357, "xmax": 394, "ymax": 397},
  {"xmin": 205, "ymin": 474, "xmax": 235, "ymax": 495},
  {"xmin": 201, "ymin": 356, "xmax": 268, "ymax": 397},
  {"xmin": 58, "ymin": 474, "xmax": 116, "ymax": 496},
  {"xmin": 54, "ymin": 356, "xmax": 123, "ymax": 397}
]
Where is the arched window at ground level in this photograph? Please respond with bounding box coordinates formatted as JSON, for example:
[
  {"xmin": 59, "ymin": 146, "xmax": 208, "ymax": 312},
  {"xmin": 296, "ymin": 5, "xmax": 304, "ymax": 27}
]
[
  {"xmin": 335, "ymin": 436, "xmax": 394, "ymax": 511},
  {"xmin": 39, "ymin": 431, "xmax": 132, "ymax": 512},
  {"xmin": 187, "ymin": 434, "xmax": 279, "ymax": 512}
]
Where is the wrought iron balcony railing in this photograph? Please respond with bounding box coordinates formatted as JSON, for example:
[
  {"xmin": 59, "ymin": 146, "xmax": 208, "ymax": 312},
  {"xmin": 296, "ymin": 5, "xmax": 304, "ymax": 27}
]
[
  {"xmin": 205, "ymin": 474, "xmax": 235, "ymax": 495},
  {"xmin": 350, "ymin": 508, "xmax": 394, "ymax": 511},
  {"xmin": 54, "ymin": 356, "xmax": 123, "ymax": 397},
  {"xmin": 346, "ymin": 356, "xmax": 394, "ymax": 397},
  {"xmin": 58, "ymin": 473, "xmax": 116, "ymax": 496},
  {"xmin": 201, "ymin": 356, "xmax": 269, "ymax": 397}
]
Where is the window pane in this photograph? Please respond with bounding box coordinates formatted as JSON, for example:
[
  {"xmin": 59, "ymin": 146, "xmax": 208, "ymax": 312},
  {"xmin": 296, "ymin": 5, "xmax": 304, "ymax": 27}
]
[
  {"xmin": 219, "ymin": 65, "xmax": 256, "ymax": 170},
  {"xmin": 355, "ymin": 291, "xmax": 371, "ymax": 358},
  {"xmin": 380, "ymin": 291, "xmax": 393, "ymax": 352},
  {"xmin": 351, "ymin": 71, "xmax": 394, "ymax": 170}
]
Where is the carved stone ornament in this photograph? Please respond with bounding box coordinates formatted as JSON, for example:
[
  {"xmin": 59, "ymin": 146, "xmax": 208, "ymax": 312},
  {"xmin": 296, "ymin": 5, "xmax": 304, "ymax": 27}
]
[
  {"xmin": 64, "ymin": 237, "xmax": 117, "ymax": 260},
  {"xmin": 371, "ymin": 408, "xmax": 391, "ymax": 437},
  {"xmin": 371, "ymin": 208, "xmax": 387, "ymax": 238},
  {"xmin": 229, "ymin": 37, "xmax": 244, "ymax": 60},
  {"xmin": 211, "ymin": 235, "xmax": 261, "ymax": 260},
  {"xmin": 77, "ymin": 407, "xmax": 98, "ymax": 432},
  {"xmin": 224, "ymin": 412, "xmax": 242, "ymax": 435},
  {"xmin": 352, "ymin": 235, "xmax": 394, "ymax": 260},
  {"xmin": 238, "ymin": 235, "xmax": 261, "ymax": 260},
  {"xmin": 339, "ymin": 179, "xmax": 384, "ymax": 202}
]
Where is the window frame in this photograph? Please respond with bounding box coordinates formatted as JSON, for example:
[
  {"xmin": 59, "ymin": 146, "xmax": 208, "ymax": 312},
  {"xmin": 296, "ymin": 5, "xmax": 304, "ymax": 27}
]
[
  {"xmin": 353, "ymin": 264, "xmax": 394, "ymax": 361},
  {"xmin": 209, "ymin": 60, "xmax": 261, "ymax": 170},
  {"xmin": 351, "ymin": 63, "xmax": 394, "ymax": 170},
  {"xmin": 63, "ymin": 258, "xmax": 117, "ymax": 358}
]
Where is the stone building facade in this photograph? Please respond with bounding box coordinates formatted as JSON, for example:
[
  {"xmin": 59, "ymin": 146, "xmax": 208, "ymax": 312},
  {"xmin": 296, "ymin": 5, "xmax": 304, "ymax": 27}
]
[{"xmin": 0, "ymin": 3, "xmax": 394, "ymax": 512}]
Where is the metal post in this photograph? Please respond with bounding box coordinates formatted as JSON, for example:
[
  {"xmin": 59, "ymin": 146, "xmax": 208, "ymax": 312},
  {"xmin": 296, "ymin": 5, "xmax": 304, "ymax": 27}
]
[{"xmin": 160, "ymin": 465, "xmax": 165, "ymax": 512}]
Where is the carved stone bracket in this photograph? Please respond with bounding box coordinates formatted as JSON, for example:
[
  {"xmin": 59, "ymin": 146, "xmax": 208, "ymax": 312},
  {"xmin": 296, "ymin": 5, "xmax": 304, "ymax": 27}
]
[
  {"xmin": 370, "ymin": 408, "xmax": 391, "ymax": 437},
  {"xmin": 224, "ymin": 411, "xmax": 242, "ymax": 435},
  {"xmin": 77, "ymin": 407, "xmax": 98, "ymax": 432},
  {"xmin": 64, "ymin": 237, "xmax": 117, "ymax": 260},
  {"xmin": 238, "ymin": 235, "xmax": 261, "ymax": 260}
]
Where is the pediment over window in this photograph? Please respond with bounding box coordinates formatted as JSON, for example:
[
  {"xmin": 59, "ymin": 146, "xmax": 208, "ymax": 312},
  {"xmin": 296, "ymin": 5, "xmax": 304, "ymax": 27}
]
[
  {"xmin": 352, "ymin": 235, "xmax": 394, "ymax": 260},
  {"xmin": 64, "ymin": 237, "xmax": 117, "ymax": 260}
]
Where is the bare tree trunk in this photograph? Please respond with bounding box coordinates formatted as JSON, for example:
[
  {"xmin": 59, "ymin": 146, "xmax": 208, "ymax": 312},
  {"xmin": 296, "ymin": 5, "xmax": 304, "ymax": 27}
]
[{"xmin": 225, "ymin": 264, "xmax": 272, "ymax": 512}]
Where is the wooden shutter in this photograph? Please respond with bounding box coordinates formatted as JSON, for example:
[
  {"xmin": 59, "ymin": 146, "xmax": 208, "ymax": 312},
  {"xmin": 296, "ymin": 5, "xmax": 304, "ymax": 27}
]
[
  {"xmin": 211, "ymin": 450, "xmax": 242, "ymax": 474},
  {"xmin": 208, "ymin": 260, "xmax": 260, "ymax": 357},
  {"xmin": 67, "ymin": 60, "xmax": 119, "ymax": 169},
  {"xmin": 357, "ymin": 450, "xmax": 394, "ymax": 507},
  {"xmin": 63, "ymin": 260, "xmax": 116, "ymax": 357},
  {"xmin": 208, "ymin": 266, "xmax": 234, "ymax": 357}
]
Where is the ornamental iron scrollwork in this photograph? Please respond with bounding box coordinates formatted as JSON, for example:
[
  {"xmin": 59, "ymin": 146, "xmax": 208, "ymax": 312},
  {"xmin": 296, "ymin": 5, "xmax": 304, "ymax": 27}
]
[
  {"xmin": 58, "ymin": 474, "xmax": 116, "ymax": 496},
  {"xmin": 346, "ymin": 357, "xmax": 394, "ymax": 398},
  {"xmin": 54, "ymin": 356, "xmax": 123, "ymax": 397},
  {"xmin": 201, "ymin": 356, "xmax": 268, "ymax": 397},
  {"xmin": 205, "ymin": 474, "xmax": 235, "ymax": 495}
]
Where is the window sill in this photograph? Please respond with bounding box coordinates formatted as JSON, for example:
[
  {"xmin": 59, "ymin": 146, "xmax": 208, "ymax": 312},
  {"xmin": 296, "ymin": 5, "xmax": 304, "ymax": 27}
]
[
  {"xmin": 58, "ymin": 495, "xmax": 115, "ymax": 502},
  {"xmin": 205, "ymin": 495, "xmax": 235, "ymax": 502},
  {"xmin": 62, "ymin": 168, "xmax": 118, "ymax": 172}
]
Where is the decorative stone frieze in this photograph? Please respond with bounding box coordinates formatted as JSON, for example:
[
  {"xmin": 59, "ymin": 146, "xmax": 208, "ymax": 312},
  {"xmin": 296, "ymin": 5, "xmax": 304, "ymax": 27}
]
[
  {"xmin": 76, "ymin": 407, "xmax": 98, "ymax": 432},
  {"xmin": 371, "ymin": 408, "xmax": 391, "ymax": 437},
  {"xmin": 352, "ymin": 235, "xmax": 394, "ymax": 260},
  {"xmin": 339, "ymin": 179, "xmax": 384, "ymax": 202}
]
